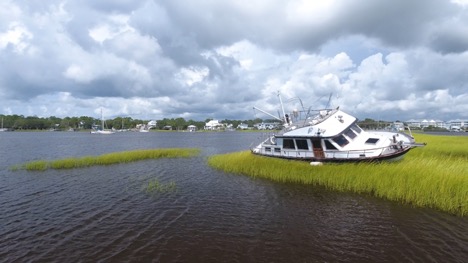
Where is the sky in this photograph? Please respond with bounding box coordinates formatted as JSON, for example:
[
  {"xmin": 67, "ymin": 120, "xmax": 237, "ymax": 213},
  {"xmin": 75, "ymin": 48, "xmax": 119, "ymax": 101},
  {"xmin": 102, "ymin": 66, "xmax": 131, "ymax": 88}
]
[{"xmin": 1, "ymin": 0, "xmax": 468, "ymax": 122}]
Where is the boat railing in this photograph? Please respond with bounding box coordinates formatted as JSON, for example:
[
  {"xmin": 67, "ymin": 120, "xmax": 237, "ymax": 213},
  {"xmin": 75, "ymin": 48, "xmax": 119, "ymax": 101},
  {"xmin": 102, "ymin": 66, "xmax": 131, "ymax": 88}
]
[
  {"xmin": 280, "ymin": 144, "xmax": 410, "ymax": 159},
  {"xmin": 321, "ymin": 144, "xmax": 410, "ymax": 159},
  {"xmin": 285, "ymin": 108, "xmax": 337, "ymax": 131},
  {"xmin": 250, "ymin": 132, "xmax": 279, "ymax": 150}
]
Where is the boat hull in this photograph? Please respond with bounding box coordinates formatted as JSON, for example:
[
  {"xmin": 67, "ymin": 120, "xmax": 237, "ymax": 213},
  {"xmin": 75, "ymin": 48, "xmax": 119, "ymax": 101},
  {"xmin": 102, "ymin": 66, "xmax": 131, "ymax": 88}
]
[
  {"xmin": 91, "ymin": 130, "xmax": 115, "ymax": 135},
  {"xmin": 252, "ymin": 146, "xmax": 413, "ymax": 163}
]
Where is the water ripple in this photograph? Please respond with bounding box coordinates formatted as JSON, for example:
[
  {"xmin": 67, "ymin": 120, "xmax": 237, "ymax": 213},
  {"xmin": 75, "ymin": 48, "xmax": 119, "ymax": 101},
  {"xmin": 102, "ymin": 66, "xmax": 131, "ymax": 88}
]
[{"xmin": 0, "ymin": 132, "xmax": 467, "ymax": 262}]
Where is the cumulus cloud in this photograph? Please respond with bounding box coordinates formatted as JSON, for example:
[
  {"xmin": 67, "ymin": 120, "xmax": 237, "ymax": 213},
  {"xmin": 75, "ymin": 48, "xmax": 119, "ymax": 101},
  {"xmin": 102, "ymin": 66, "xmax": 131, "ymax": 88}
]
[{"xmin": 0, "ymin": 0, "xmax": 467, "ymax": 122}]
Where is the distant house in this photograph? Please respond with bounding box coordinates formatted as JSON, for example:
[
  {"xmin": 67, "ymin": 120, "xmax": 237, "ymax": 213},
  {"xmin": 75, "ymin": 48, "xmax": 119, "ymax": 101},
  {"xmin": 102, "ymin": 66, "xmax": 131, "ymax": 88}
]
[
  {"xmin": 405, "ymin": 119, "xmax": 446, "ymax": 129},
  {"xmin": 237, "ymin": 123, "xmax": 249, "ymax": 130},
  {"xmin": 187, "ymin": 125, "xmax": 197, "ymax": 132},
  {"xmin": 204, "ymin": 120, "xmax": 224, "ymax": 130},
  {"xmin": 254, "ymin": 122, "xmax": 280, "ymax": 130},
  {"xmin": 406, "ymin": 119, "xmax": 422, "ymax": 128},
  {"xmin": 448, "ymin": 119, "xmax": 467, "ymax": 130},
  {"xmin": 148, "ymin": 120, "xmax": 157, "ymax": 127},
  {"xmin": 136, "ymin": 120, "xmax": 157, "ymax": 132}
]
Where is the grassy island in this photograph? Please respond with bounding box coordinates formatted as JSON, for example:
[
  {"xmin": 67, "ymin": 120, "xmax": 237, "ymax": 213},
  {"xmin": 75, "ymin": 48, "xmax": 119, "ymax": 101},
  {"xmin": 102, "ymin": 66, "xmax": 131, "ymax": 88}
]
[
  {"xmin": 15, "ymin": 148, "xmax": 200, "ymax": 171},
  {"xmin": 208, "ymin": 134, "xmax": 467, "ymax": 216}
]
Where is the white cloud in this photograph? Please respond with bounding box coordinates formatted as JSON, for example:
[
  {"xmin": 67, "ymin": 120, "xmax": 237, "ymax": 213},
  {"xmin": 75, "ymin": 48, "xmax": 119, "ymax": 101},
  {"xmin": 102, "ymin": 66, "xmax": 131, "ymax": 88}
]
[
  {"xmin": 286, "ymin": 0, "xmax": 337, "ymax": 25},
  {"xmin": 89, "ymin": 14, "xmax": 134, "ymax": 44},
  {"xmin": 64, "ymin": 64, "xmax": 94, "ymax": 83},
  {"xmin": 0, "ymin": 22, "xmax": 33, "ymax": 53},
  {"xmin": 451, "ymin": 0, "xmax": 468, "ymax": 7},
  {"xmin": 176, "ymin": 67, "xmax": 209, "ymax": 86},
  {"xmin": 106, "ymin": 31, "xmax": 162, "ymax": 61},
  {"xmin": 0, "ymin": 0, "xmax": 467, "ymax": 123}
]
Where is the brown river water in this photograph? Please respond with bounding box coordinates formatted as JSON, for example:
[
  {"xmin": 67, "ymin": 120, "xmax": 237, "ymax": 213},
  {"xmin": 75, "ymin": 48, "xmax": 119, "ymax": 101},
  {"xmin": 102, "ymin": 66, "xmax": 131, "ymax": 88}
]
[{"xmin": 0, "ymin": 131, "xmax": 467, "ymax": 262}]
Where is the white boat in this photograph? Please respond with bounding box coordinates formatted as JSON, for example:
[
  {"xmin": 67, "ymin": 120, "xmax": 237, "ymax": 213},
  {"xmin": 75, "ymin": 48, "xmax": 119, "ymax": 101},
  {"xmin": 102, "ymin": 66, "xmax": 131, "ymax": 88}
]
[
  {"xmin": 0, "ymin": 117, "xmax": 7, "ymax": 132},
  {"xmin": 91, "ymin": 109, "xmax": 115, "ymax": 135},
  {"xmin": 136, "ymin": 120, "xmax": 157, "ymax": 132},
  {"xmin": 251, "ymin": 93, "xmax": 425, "ymax": 163},
  {"xmin": 91, "ymin": 129, "xmax": 115, "ymax": 135}
]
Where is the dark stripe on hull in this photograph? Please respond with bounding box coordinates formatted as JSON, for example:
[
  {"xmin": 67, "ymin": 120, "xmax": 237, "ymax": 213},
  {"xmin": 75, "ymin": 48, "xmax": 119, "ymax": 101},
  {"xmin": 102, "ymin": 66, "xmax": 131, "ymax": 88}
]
[{"xmin": 252, "ymin": 147, "xmax": 413, "ymax": 163}]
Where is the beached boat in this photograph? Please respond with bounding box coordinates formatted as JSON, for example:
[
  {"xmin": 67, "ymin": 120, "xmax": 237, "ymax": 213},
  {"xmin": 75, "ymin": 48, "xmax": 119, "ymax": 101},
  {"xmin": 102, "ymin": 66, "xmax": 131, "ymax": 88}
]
[{"xmin": 251, "ymin": 93, "xmax": 425, "ymax": 163}]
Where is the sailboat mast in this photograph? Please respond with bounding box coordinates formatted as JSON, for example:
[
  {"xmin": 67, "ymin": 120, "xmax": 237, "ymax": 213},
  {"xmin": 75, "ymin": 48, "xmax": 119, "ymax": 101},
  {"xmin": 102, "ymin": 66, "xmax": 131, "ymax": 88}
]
[{"xmin": 101, "ymin": 108, "xmax": 104, "ymax": 130}]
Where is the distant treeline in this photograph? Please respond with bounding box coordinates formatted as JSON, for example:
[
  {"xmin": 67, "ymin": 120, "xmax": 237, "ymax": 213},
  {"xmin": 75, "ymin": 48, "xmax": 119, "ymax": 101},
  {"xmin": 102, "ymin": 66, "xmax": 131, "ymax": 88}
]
[
  {"xmin": 0, "ymin": 114, "xmax": 265, "ymax": 131},
  {"xmin": 0, "ymin": 114, "xmax": 404, "ymax": 131}
]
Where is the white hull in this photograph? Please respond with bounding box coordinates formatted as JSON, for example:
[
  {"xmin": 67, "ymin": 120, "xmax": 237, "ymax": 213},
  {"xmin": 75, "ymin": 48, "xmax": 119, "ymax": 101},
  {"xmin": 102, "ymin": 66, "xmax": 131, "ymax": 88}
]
[
  {"xmin": 0, "ymin": 118, "xmax": 6, "ymax": 131},
  {"xmin": 91, "ymin": 129, "xmax": 115, "ymax": 135}
]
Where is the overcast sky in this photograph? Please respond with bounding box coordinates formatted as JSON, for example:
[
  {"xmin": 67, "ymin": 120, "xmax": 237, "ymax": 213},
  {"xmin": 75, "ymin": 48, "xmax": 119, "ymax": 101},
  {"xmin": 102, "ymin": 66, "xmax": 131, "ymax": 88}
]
[{"xmin": 1, "ymin": 0, "xmax": 468, "ymax": 122}]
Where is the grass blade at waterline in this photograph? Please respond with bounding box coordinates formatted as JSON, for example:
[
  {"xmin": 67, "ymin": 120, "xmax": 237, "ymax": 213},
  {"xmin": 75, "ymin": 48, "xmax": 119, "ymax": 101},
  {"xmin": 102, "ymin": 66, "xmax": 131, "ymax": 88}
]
[
  {"xmin": 15, "ymin": 148, "xmax": 200, "ymax": 171},
  {"xmin": 207, "ymin": 134, "xmax": 468, "ymax": 216}
]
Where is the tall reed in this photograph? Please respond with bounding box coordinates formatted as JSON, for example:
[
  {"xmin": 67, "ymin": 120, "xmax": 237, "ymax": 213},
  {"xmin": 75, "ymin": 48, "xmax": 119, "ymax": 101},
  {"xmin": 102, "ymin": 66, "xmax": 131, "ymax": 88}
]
[
  {"xmin": 17, "ymin": 148, "xmax": 200, "ymax": 171},
  {"xmin": 208, "ymin": 134, "xmax": 468, "ymax": 216}
]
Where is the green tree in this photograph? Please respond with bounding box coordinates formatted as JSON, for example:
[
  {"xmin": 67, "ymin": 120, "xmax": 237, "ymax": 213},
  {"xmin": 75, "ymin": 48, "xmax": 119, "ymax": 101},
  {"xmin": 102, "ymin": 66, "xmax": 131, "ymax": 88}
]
[{"xmin": 174, "ymin": 117, "xmax": 187, "ymax": 130}]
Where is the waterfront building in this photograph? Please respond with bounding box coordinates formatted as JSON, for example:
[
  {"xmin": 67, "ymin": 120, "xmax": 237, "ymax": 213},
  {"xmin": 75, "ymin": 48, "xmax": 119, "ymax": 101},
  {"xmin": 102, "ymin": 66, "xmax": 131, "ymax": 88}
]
[
  {"xmin": 405, "ymin": 119, "xmax": 446, "ymax": 128},
  {"xmin": 204, "ymin": 120, "xmax": 224, "ymax": 130}
]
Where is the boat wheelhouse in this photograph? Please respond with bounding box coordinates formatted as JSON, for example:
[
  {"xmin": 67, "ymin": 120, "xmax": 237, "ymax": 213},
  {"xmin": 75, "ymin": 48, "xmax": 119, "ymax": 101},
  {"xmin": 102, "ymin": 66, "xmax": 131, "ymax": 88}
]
[{"xmin": 251, "ymin": 94, "xmax": 425, "ymax": 163}]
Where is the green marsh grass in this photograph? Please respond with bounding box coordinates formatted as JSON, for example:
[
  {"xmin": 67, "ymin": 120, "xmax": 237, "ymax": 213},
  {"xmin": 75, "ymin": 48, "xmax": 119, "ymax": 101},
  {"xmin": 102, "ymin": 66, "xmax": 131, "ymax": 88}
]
[
  {"xmin": 17, "ymin": 148, "xmax": 200, "ymax": 171},
  {"xmin": 145, "ymin": 179, "xmax": 177, "ymax": 193},
  {"xmin": 208, "ymin": 134, "xmax": 468, "ymax": 216}
]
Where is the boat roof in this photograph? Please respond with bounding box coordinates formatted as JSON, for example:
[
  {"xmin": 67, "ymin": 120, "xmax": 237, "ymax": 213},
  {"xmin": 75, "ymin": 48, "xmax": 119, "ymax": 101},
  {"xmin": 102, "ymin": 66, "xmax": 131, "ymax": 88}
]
[{"xmin": 281, "ymin": 109, "xmax": 357, "ymax": 138}]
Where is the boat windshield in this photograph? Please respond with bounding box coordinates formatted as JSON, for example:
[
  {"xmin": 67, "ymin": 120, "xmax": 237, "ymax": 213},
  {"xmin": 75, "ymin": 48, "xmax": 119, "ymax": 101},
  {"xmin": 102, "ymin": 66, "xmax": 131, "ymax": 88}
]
[
  {"xmin": 344, "ymin": 128, "xmax": 357, "ymax": 139},
  {"xmin": 332, "ymin": 135, "xmax": 349, "ymax": 147},
  {"xmin": 350, "ymin": 124, "xmax": 362, "ymax": 134}
]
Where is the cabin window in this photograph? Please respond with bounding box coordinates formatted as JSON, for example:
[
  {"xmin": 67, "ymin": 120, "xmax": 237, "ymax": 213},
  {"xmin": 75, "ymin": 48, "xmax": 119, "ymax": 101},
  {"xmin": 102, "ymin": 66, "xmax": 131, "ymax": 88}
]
[
  {"xmin": 350, "ymin": 124, "xmax": 362, "ymax": 134},
  {"xmin": 344, "ymin": 128, "xmax": 357, "ymax": 139},
  {"xmin": 365, "ymin": 138, "xmax": 379, "ymax": 144},
  {"xmin": 283, "ymin": 139, "xmax": 295, "ymax": 149},
  {"xmin": 295, "ymin": 139, "xmax": 309, "ymax": 150},
  {"xmin": 265, "ymin": 147, "xmax": 271, "ymax": 152},
  {"xmin": 324, "ymin": 140, "xmax": 338, "ymax": 150},
  {"xmin": 274, "ymin": 148, "xmax": 281, "ymax": 152},
  {"xmin": 332, "ymin": 135, "xmax": 349, "ymax": 147}
]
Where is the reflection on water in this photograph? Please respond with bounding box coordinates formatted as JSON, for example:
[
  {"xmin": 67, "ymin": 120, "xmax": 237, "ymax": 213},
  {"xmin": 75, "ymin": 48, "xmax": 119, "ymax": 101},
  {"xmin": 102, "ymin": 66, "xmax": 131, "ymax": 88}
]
[{"xmin": 0, "ymin": 132, "xmax": 467, "ymax": 262}]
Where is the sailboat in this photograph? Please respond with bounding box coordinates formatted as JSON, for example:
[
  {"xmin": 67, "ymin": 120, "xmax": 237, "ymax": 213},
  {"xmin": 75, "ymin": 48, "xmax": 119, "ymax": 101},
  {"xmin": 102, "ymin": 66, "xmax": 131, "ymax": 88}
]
[
  {"xmin": 0, "ymin": 117, "xmax": 7, "ymax": 132},
  {"xmin": 91, "ymin": 109, "xmax": 115, "ymax": 134}
]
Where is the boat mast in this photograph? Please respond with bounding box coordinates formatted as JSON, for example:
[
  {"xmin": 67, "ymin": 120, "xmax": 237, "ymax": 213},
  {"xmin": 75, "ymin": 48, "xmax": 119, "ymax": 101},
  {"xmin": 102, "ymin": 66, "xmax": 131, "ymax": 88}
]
[
  {"xmin": 101, "ymin": 108, "xmax": 104, "ymax": 130},
  {"xmin": 277, "ymin": 91, "xmax": 289, "ymax": 126},
  {"xmin": 252, "ymin": 91, "xmax": 292, "ymax": 125}
]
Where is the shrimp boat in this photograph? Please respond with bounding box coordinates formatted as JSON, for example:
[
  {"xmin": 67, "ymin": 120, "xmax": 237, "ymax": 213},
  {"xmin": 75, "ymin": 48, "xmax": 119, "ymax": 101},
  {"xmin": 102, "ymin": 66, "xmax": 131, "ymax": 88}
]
[{"xmin": 251, "ymin": 93, "xmax": 425, "ymax": 163}]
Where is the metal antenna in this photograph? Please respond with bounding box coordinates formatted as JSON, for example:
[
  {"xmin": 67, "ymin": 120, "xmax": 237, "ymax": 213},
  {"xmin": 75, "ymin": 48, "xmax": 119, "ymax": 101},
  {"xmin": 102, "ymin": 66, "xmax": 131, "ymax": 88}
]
[
  {"xmin": 325, "ymin": 93, "xmax": 333, "ymax": 109},
  {"xmin": 278, "ymin": 91, "xmax": 287, "ymax": 125}
]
